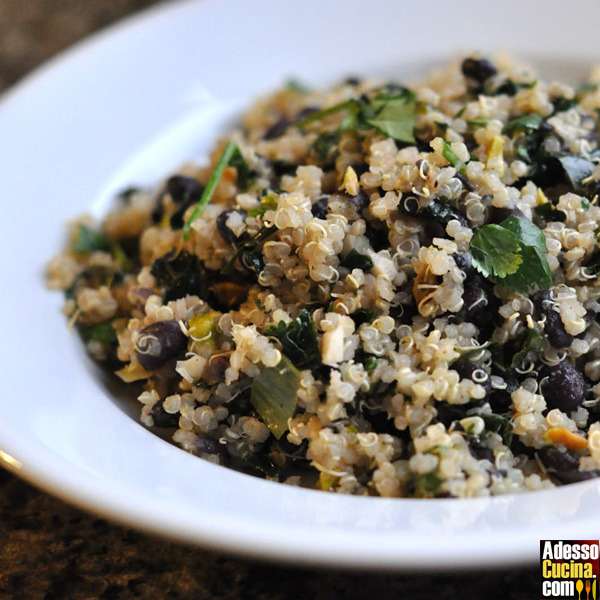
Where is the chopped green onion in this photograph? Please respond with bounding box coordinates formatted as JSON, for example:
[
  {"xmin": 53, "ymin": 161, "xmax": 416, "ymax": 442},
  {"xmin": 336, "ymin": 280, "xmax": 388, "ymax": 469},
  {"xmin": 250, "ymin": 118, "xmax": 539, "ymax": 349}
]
[
  {"xmin": 250, "ymin": 355, "xmax": 300, "ymax": 439},
  {"xmin": 183, "ymin": 140, "xmax": 239, "ymax": 240}
]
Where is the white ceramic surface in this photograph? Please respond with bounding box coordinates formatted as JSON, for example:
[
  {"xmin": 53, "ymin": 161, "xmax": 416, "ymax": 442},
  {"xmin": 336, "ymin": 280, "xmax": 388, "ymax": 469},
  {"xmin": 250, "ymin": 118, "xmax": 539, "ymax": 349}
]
[{"xmin": 1, "ymin": 0, "xmax": 600, "ymax": 571}]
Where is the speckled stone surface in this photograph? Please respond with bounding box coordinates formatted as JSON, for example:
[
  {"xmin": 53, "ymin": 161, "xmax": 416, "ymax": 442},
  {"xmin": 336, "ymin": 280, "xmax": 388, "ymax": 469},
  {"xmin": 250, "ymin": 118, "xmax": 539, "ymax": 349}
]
[{"xmin": 0, "ymin": 1, "xmax": 541, "ymax": 597}]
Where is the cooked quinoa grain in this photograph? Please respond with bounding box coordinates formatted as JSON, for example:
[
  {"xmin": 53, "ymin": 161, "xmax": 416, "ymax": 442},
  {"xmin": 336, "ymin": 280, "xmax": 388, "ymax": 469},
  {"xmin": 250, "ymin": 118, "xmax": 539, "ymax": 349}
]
[{"xmin": 48, "ymin": 56, "xmax": 600, "ymax": 497}]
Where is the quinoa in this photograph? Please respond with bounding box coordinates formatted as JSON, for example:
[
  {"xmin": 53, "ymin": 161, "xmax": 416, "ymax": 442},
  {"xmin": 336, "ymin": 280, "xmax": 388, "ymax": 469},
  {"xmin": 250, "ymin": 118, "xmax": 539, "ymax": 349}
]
[{"xmin": 47, "ymin": 56, "xmax": 600, "ymax": 497}]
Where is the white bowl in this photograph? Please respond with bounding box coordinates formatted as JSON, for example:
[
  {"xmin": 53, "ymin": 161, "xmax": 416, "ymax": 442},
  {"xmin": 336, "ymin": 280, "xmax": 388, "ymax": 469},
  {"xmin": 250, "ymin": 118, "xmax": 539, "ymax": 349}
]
[{"xmin": 1, "ymin": 0, "xmax": 600, "ymax": 571}]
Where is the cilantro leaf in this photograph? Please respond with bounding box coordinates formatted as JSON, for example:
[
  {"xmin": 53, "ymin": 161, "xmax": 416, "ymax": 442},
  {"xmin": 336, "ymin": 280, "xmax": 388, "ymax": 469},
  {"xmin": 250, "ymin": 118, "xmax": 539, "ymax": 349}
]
[
  {"xmin": 471, "ymin": 216, "xmax": 552, "ymax": 293},
  {"xmin": 470, "ymin": 224, "xmax": 522, "ymax": 279},
  {"xmin": 362, "ymin": 91, "xmax": 417, "ymax": 143},
  {"xmin": 498, "ymin": 216, "xmax": 553, "ymax": 292}
]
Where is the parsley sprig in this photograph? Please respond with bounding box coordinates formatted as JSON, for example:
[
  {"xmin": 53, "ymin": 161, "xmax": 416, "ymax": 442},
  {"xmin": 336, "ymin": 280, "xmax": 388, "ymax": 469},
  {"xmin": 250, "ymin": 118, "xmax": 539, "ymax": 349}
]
[
  {"xmin": 296, "ymin": 87, "xmax": 418, "ymax": 144},
  {"xmin": 470, "ymin": 216, "xmax": 552, "ymax": 293}
]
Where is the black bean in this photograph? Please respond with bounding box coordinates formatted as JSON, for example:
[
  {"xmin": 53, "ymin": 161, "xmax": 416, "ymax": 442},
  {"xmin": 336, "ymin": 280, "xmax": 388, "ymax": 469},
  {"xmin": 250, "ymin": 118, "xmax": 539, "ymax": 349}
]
[
  {"xmin": 539, "ymin": 359, "xmax": 589, "ymax": 412},
  {"xmin": 166, "ymin": 175, "xmax": 203, "ymax": 204},
  {"xmin": 399, "ymin": 195, "xmax": 420, "ymax": 216},
  {"xmin": 153, "ymin": 176, "xmax": 203, "ymax": 226},
  {"xmin": 461, "ymin": 280, "xmax": 489, "ymax": 319},
  {"xmin": 453, "ymin": 362, "xmax": 492, "ymax": 394},
  {"xmin": 536, "ymin": 445, "xmax": 600, "ymax": 484},
  {"xmin": 264, "ymin": 117, "xmax": 291, "ymax": 140},
  {"xmin": 150, "ymin": 399, "xmax": 179, "ymax": 428},
  {"xmin": 216, "ymin": 209, "xmax": 248, "ymax": 244},
  {"xmin": 488, "ymin": 205, "xmax": 525, "ymax": 224},
  {"xmin": 461, "ymin": 57, "xmax": 497, "ymax": 83},
  {"xmin": 135, "ymin": 320, "xmax": 188, "ymax": 370},
  {"xmin": 311, "ymin": 196, "xmax": 329, "ymax": 219},
  {"xmin": 533, "ymin": 290, "xmax": 574, "ymax": 349},
  {"xmin": 538, "ymin": 444, "xmax": 579, "ymax": 472},
  {"xmin": 364, "ymin": 222, "xmax": 389, "ymax": 252},
  {"xmin": 349, "ymin": 190, "xmax": 369, "ymax": 210},
  {"xmin": 349, "ymin": 162, "xmax": 369, "ymax": 177},
  {"xmin": 453, "ymin": 252, "xmax": 472, "ymax": 274},
  {"xmin": 467, "ymin": 435, "xmax": 495, "ymax": 462},
  {"xmin": 196, "ymin": 435, "xmax": 223, "ymax": 455},
  {"xmin": 454, "ymin": 172, "xmax": 474, "ymax": 192}
]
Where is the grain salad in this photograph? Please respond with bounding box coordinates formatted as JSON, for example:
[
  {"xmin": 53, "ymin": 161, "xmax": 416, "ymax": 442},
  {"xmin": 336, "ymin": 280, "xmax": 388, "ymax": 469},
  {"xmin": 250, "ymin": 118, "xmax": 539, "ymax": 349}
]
[{"xmin": 47, "ymin": 56, "xmax": 600, "ymax": 498}]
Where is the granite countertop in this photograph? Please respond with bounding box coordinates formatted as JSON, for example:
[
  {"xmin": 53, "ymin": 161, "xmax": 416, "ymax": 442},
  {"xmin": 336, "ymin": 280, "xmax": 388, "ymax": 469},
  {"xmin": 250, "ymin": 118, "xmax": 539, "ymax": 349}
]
[{"xmin": 0, "ymin": 1, "xmax": 540, "ymax": 597}]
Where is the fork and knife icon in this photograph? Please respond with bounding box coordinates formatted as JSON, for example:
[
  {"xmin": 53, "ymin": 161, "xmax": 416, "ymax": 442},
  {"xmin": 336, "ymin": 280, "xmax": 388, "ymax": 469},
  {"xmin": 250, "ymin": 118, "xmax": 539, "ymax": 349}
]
[{"xmin": 577, "ymin": 579, "xmax": 596, "ymax": 600}]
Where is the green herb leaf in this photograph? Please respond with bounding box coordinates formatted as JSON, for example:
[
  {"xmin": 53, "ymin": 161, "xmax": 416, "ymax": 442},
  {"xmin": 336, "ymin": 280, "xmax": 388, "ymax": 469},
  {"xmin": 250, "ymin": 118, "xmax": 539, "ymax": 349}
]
[
  {"xmin": 265, "ymin": 309, "xmax": 320, "ymax": 370},
  {"xmin": 151, "ymin": 250, "xmax": 208, "ymax": 302},
  {"xmin": 72, "ymin": 224, "xmax": 131, "ymax": 271},
  {"xmin": 73, "ymin": 224, "xmax": 110, "ymax": 254},
  {"xmin": 471, "ymin": 411, "xmax": 514, "ymax": 446},
  {"xmin": 340, "ymin": 249, "xmax": 374, "ymax": 271},
  {"xmin": 285, "ymin": 78, "xmax": 310, "ymax": 94},
  {"xmin": 80, "ymin": 321, "xmax": 117, "ymax": 345},
  {"xmin": 363, "ymin": 91, "xmax": 417, "ymax": 143},
  {"xmin": 533, "ymin": 202, "xmax": 566, "ymax": 222},
  {"xmin": 420, "ymin": 197, "xmax": 463, "ymax": 226},
  {"xmin": 247, "ymin": 195, "xmax": 278, "ymax": 217},
  {"xmin": 492, "ymin": 79, "xmax": 536, "ymax": 96},
  {"xmin": 470, "ymin": 224, "xmax": 522, "ymax": 279},
  {"xmin": 183, "ymin": 140, "xmax": 239, "ymax": 240},
  {"xmin": 250, "ymin": 354, "xmax": 301, "ymax": 439},
  {"xmin": 411, "ymin": 471, "xmax": 443, "ymax": 498},
  {"xmin": 364, "ymin": 356, "xmax": 378, "ymax": 371},
  {"xmin": 221, "ymin": 224, "xmax": 276, "ymax": 275},
  {"xmin": 295, "ymin": 99, "xmax": 359, "ymax": 128},
  {"xmin": 471, "ymin": 217, "xmax": 552, "ymax": 292},
  {"xmin": 440, "ymin": 141, "xmax": 466, "ymax": 173},
  {"xmin": 502, "ymin": 113, "xmax": 544, "ymax": 135},
  {"xmin": 557, "ymin": 155, "xmax": 594, "ymax": 191},
  {"xmin": 498, "ymin": 216, "xmax": 553, "ymax": 292},
  {"xmin": 510, "ymin": 328, "xmax": 543, "ymax": 368}
]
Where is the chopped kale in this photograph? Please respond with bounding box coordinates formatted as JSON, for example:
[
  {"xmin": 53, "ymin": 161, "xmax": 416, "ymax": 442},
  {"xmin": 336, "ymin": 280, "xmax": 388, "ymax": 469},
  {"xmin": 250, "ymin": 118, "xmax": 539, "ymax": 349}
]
[
  {"xmin": 411, "ymin": 471, "xmax": 443, "ymax": 498},
  {"xmin": 491, "ymin": 79, "xmax": 536, "ymax": 96},
  {"xmin": 265, "ymin": 309, "xmax": 320, "ymax": 370},
  {"xmin": 510, "ymin": 328, "xmax": 543, "ymax": 368},
  {"xmin": 150, "ymin": 249, "xmax": 208, "ymax": 302},
  {"xmin": 350, "ymin": 309, "xmax": 377, "ymax": 327},
  {"xmin": 533, "ymin": 202, "xmax": 566, "ymax": 222},
  {"xmin": 340, "ymin": 249, "xmax": 374, "ymax": 270},
  {"xmin": 221, "ymin": 225, "xmax": 276, "ymax": 276},
  {"xmin": 420, "ymin": 198, "xmax": 464, "ymax": 226},
  {"xmin": 556, "ymin": 155, "xmax": 594, "ymax": 192}
]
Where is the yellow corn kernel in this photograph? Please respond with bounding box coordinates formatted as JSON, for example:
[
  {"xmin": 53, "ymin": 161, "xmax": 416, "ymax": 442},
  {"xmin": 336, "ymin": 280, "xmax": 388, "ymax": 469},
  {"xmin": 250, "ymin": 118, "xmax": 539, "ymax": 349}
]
[
  {"xmin": 536, "ymin": 187, "xmax": 550, "ymax": 206},
  {"xmin": 486, "ymin": 136, "xmax": 505, "ymax": 177},
  {"xmin": 545, "ymin": 427, "xmax": 588, "ymax": 451},
  {"xmin": 340, "ymin": 165, "xmax": 359, "ymax": 196},
  {"xmin": 318, "ymin": 471, "xmax": 339, "ymax": 491},
  {"xmin": 188, "ymin": 311, "xmax": 220, "ymax": 347}
]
